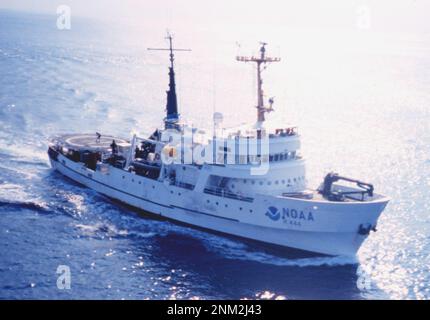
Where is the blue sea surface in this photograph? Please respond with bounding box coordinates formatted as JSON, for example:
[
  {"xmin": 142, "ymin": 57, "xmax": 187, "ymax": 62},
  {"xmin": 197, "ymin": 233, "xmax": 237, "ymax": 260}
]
[{"xmin": 0, "ymin": 10, "xmax": 429, "ymax": 299}]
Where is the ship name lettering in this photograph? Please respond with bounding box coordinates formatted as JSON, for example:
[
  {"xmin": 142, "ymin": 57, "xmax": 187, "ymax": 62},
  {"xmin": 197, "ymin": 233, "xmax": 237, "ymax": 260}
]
[{"xmin": 282, "ymin": 208, "xmax": 314, "ymax": 221}]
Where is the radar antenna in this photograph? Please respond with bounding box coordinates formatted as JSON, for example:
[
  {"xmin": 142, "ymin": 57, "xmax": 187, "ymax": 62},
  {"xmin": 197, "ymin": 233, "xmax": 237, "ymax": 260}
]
[
  {"xmin": 236, "ymin": 42, "xmax": 280, "ymax": 125},
  {"xmin": 148, "ymin": 32, "xmax": 191, "ymax": 129}
]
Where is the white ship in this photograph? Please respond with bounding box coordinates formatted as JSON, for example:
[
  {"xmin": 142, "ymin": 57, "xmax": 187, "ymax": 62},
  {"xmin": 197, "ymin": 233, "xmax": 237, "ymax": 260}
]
[{"xmin": 48, "ymin": 35, "xmax": 389, "ymax": 256}]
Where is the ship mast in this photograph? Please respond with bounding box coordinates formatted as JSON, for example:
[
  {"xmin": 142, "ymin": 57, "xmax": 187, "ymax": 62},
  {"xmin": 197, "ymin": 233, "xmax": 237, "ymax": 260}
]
[
  {"xmin": 148, "ymin": 32, "xmax": 191, "ymax": 129},
  {"xmin": 236, "ymin": 43, "xmax": 280, "ymax": 126}
]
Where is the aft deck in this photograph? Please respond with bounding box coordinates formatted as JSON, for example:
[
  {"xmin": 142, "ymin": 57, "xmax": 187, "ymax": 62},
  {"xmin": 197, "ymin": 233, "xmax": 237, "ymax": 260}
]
[{"xmin": 52, "ymin": 133, "xmax": 129, "ymax": 152}]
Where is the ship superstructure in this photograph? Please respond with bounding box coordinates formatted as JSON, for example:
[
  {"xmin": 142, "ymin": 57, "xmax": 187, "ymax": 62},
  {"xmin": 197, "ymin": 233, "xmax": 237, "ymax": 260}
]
[{"xmin": 48, "ymin": 34, "xmax": 389, "ymax": 256}]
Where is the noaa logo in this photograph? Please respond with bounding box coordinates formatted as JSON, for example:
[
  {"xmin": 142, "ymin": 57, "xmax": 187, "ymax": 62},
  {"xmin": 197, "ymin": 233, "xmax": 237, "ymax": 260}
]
[
  {"xmin": 266, "ymin": 206, "xmax": 281, "ymax": 221},
  {"xmin": 265, "ymin": 207, "xmax": 315, "ymax": 222}
]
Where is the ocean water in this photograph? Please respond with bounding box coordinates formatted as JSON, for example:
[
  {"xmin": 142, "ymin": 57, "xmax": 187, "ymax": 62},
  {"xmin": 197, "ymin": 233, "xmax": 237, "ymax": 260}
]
[{"xmin": 0, "ymin": 10, "xmax": 430, "ymax": 300}]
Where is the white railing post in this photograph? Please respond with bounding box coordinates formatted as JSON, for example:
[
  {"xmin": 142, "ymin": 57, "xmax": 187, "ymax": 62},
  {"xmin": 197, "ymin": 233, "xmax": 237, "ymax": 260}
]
[{"xmin": 125, "ymin": 134, "xmax": 137, "ymax": 169}]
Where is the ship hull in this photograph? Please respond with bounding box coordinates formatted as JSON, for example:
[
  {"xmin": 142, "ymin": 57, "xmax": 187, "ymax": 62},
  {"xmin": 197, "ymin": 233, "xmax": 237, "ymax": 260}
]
[{"xmin": 49, "ymin": 154, "xmax": 389, "ymax": 256}]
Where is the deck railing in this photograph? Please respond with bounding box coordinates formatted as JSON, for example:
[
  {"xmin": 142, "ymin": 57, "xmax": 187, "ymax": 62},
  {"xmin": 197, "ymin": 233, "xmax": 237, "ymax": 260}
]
[{"xmin": 203, "ymin": 187, "xmax": 254, "ymax": 202}]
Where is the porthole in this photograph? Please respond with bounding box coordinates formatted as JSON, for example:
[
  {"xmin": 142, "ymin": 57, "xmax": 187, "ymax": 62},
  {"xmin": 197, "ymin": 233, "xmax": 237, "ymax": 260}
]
[
  {"xmin": 239, "ymin": 207, "xmax": 243, "ymax": 211},
  {"xmin": 259, "ymin": 181, "xmax": 263, "ymax": 185},
  {"xmin": 282, "ymin": 180, "xmax": 285, "ymax": 184},
  {"xmin": 249, "ymin": 209, "xmax": 253, "ymax": 213},
  {"xmin": 275, "ymin": 180, "xmax": 279, "ymax": 185},
  {"xmin": 216, "ymin": 202, "xmax": 219, "ymax": 206},
  {"xmin": 207, "ymin": 199, "xmax": 210, "ymax": 203},
  {"xmin": 225, "ymin": 204, "xmax": 228, "ymax": 208}
]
